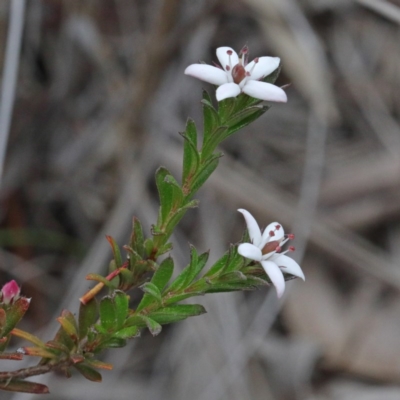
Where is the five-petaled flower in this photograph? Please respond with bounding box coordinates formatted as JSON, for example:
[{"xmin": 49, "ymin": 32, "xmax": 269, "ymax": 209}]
[
  {"xmin": 1, "ymin": 280, "xmax": 21, "ymax": 304},
  {"xmin": 184, "ymin": 46, "xmax": 287, "ymax": 102},
  {"xmin": 237, "ymin": 209, "xmax": 305, "ymax": 298}
]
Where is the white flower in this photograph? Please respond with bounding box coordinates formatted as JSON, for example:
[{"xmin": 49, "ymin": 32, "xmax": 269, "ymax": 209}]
[
  {"xmin": 237, "ymin": 209, "xmax": 305, "ymax": 298},
  {"xmin": 184, "ymin": 46, "xmax": 287, "ymax": 103}
]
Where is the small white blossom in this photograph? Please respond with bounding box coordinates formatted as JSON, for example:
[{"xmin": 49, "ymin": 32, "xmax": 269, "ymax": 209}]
[
  {"xmin": 237, "ymin": 209, "xmax": 304, "ymax": 298},
  {"xmin": 184, "ymin": 46, "xmax": 287, "ymax": 102}
]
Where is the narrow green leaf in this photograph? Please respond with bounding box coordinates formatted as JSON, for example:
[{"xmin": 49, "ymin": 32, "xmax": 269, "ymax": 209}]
[
  {"xmin": 163, "ymin": 292, "xmax": 204, "ymax": 306},
  {"xmin": 78, "ymin": 298, "xmax": 98, "ymax": 341},
  {"xmin": 2, "ymin": 297, "xmax": 30, "ymax": 336},
  {"xmin": 201, "ymin": 126, "xmax": 228, "ymax": 162},
  {"xmin": 155, "ymin": 167, "xmax": 183, "ymax": 225},
  {"xmin": 85, "ymin": 273, "xmax": 116, "ymax": 289},
  {"xmin": 106, "ymin": 236, "xmax": 123, "ymax": 268},
  {"xmin": 182, "ymin": 118, "xmax": 200, "ymax": 184},
  {"xmin": 155, "ymin": 242, "xmax": 173, "ymax": 257},
  {"xmin": 20, "ymin": 346, "xmax": 57, "ymax": 359},
  {"xmin": 124, "ymin": 315, "xmax": 147, "ymax": 328},
  {"xmin": 167, "ymin": 247, "xmax": 209, "ymax": 293},
  {"xmin": 136, "ymin": 257, "xmax": 174, "ymax": 312},
  {"xmin": 140, "ymin": 282, "xmax": 162, "ymax": 303},
  {"xmin": 84, "ymin": 359, "xmax": 113, "ymax": 370},
  {"xmin": 218, "ymin": 97, "xmax": 237, "ymax": 123},
  {"xmin": 74, "ymin": 363, "xmax": 102, "ymax": 382},
  {"xmin": 99, "ymin": 297, "xmax": 116, "ymax": 332},
  {"xmin": 205, "ymin": 281, "xmax": 258, "ymax": 293},
  {"xmin": 114, "ymin": 291, "xmax": 129, "ymax": 329},
  {"xmin": 220, "ymin": 245, "xmax": 245, "ymax": 274},
  {"xmin": 0, "ymin": 380, "xmax": 49, "ymax": 394},
  {"xmin": 164, "ymin": 200, "xmax": 199, "ymax": 233},
  {"xmin": 149, "ymin": 304, "xmax": 206, "ymax": 325},
  {"xmin": 98, "ymin": 337, "xmax": 126, "ymax": 350},
  {"xmin": 114, "ymin": 325, "xmax": 140, "ymax": 339},
  {"xmin": 202, "ymin": 91, "xmax": 220, "ymax": 145},
  {"xmin": 152, "ymin": 257, "xmax": 174, "ymax": 290},
  {"xmin": 130, "ymin": 217, "xmax": 145, "ymax": 257},
  {"xmin": 141, "ymin": 316, "xmax": 162, "ymax": 336},
  {"xmin": 56, "ymin": 317, "xmax": 78, "ymax": 343},
  {"xmin": 45, "ymin": 340, "xmax": 70, "ymax": 354},
  {"xmin": 189, "ymin": 155, "xmax": 221, "ymax": 197},
  {"xmin": 226, "ymin": 106, "xmax": 269, "ymax": 137},
  {"xmin": 204, "ymin": 252, "xmax": 229, "ymax": 278},
  {"xmin": 218, "ymin": 271, "xmax": 247, "ymax": 282}
]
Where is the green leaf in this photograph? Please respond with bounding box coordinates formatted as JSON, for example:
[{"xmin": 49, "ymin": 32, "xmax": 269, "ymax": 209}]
[
  {"xmin": 113, "ymin": 325, "xmax": 140, "ymax": 339},
  {"xmin": 74, "ymin": 363, "xmax": 103, "ymax": 382},
  {"xmin": 155, "ymin": 242, "xmax": 173, "ymax": 257},
  {"xmin": 204, "ymin": 281, "xmax": 259, "ymax": 293},
  {"xmin": 99, "ymin": 296, "xmax": 116, "ymax": 332},
  {"xmin": 202, "ymin": 90, "xmax": 220, "ymax": 144},
  {"xmin": 218, "ymin": 271, "xmax": 247, "ymax": 282},
  {"xmin": 149, "ymin": 304, "xmax": 206, "ymax": 325},
  {"xmin": 53, "ymin": 325, "xmax": 75, "ymax": 352},
  {"xmin": 84, "ymin": 358, "xmax": 113, "ymax": 370},
  {"xmin": 0, "ymin": 380, "xmax": 49, "ymax": 394},
  {"xmin": 78, "ymin": 298, "xmax": 98, "ymax": 341},
  {"xmin": 155, "ymin": 167, "xmax": 183, "ymax": 225},
  {"xmin": 152, "ymin": 257, "xmax": 174, "ymax": 290},
  {"xmin": 226, "ymin": 105, "xmax": 269, "ymax": 137},
  {"xmin": 98, "ymin": 337, "xmax": 126, "ymax": 350},
  {"xmin": 204, "ymin": 252, "xmax": 229, "ymax": 278},
  {"xmin": 123, "ymin": 314, "xmax": 161, "ymax": 336},
  {"xmin": 218, "ymin": 97, "xmax": 237, "ymax": 123},
  {"xmin": 136, "ymin": 257, "xmax": 174, "ymax": 312},
  {"xmin": 163, "ymin": 292, "xmax": 204, "ymax": 306},
  {"xmin": 114, "ymin": 291, "xmax": 129, "ymax": 329},
  {"xmin": 220, "ymin": 245, "xmax": 245, "ymax": 275},
  {"xmin": 141, "ymin": 316, "xmax": 162, "ymax": 336},
  {"xmin": 189, "ymin": 154, "xmax": 221, "ymax": 197},
  {"xmin": 182, "ymin": 118, "xmax": 200, "ymax": 184},
  {"xmin": 130, "ymin": 217, "xmax": 145, "ymax": 257},
  {"xmin": 2, "ymin": 297, "xmax": 30, "ymax": 336},
  {"xmin": 164, "ymin": 199, "xmax": 199, "ymax": 233},
  {"xmin": 106, "ymin": 235, "xmax": 123, "ymax": 268},
  {"xmin": 140, "ymin": 282, "xmax": 162, "ymax": 303},
  {"xmin": 201, "ymin": 126, "xmax": 228, "ymax": 162},
  {"xmin": 56, "ymin": 309, "xmax": 78, "ymax": 343},
  {"xmin": 167, "ymin": 247, "xmax": 209, "ymax": 293},
  {"xmin": 45, "ymin": 340, "xmax": 70, "ymax": 355},
  {"xmin": 85, "ymin": 273, "xmax": 116, "ymax": 289}
]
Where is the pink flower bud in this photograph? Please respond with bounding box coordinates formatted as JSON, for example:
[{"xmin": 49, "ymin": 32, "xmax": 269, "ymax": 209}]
[{"xmin": 1, "ymin": 280, "xmax": 21, "ymax": 304}]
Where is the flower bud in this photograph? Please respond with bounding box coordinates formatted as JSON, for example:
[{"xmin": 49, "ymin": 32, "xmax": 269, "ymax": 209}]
[{"xmin": 1, "ymin": 280, "xmax": 20, "ymax": 305}]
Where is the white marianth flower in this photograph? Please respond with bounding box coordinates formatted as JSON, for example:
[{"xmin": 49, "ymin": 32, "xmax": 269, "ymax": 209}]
[
  {"xmin": 184, "ymin": 46, "xmax": 287, "ymax": 102},
  {"xmin": 237, "ymin": 209, "xmax": 305, "ymax": 298}
]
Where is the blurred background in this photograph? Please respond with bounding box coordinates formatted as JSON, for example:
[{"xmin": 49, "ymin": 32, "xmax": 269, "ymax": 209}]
[{"xmin": 1, "ymin": 0, "xmax": 400, "ymax": 399}]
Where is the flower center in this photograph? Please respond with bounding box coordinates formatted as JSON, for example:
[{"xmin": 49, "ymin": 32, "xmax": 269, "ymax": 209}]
[
  {"xmin": 232, "ymin": 64, "xmax": 246, "ymax": 84},
  {"xmin": 261, "ymin": 240, "xmax": 280, "ymax": 255}
]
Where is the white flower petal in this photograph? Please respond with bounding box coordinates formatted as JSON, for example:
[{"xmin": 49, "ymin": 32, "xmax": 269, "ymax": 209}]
[
  {"xmin": 270, "ymin": 254, "xmax": 305, "ymax": 280},
  {"xmin": 246, "ymin": 57, "xmax": 280, "ymax": 81},
  {"xmin": 238, "ymin": 243, "xmax": 262, "ymax": 261},
  {"xmin": 216, "ymin": 82, "xmax": 241, "ymax": 101},
  {"xmin": 216, "ymin": 47, "xmax": 239, "ymax": 71},
  {"xmin": 261, "ymin": 261, "xmax": 285, "ymax": 298},
  {"xmin": 242, "ymin": 81, "xmax": 287, "ymax": 103},
  {"xmin": 238, "ymin": 208, "xmax": 262, "ymax": 246},
  {"xmin": 260, "ymin": 221, "xmax": 284, "ymax": 249},
  {"xmin": 184, "ymin": 64, "xmax": 228, "ymax": 86}
]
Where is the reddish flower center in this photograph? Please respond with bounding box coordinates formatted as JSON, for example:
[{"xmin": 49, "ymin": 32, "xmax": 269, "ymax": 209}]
[
  {"xmin": 261, "ymin": 240, "xmax": 280, "ymax": 255},
  {"xmin": 232, "ymin": 64, "xmax": 246, "ymax": 84}
]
